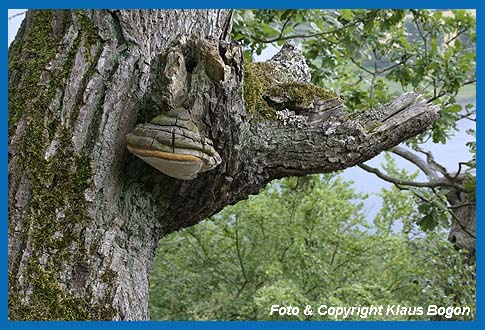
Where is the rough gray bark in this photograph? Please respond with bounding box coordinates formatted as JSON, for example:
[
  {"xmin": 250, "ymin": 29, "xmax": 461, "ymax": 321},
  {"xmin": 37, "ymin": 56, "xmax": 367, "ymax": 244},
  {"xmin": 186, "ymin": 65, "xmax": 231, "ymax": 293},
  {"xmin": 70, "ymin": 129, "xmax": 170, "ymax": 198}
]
[
  {"xmin": 446, "ymin": 179, "xmax": 475, "ymax": 260},
  {"xmin": 8, "ymin": 10, "xmax": 439, "ymax": 320}
]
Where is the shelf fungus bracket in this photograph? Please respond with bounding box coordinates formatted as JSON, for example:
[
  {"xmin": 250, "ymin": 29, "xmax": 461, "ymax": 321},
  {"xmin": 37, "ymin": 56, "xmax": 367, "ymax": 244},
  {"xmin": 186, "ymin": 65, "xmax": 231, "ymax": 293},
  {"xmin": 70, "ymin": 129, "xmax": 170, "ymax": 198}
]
[
  {"xmin": 126, "ymin": 37, "xmax": 226, "ymax": 180},
  {"xmin": 126, "ymin": 108, "xmax": 222, "ymax": 180}
]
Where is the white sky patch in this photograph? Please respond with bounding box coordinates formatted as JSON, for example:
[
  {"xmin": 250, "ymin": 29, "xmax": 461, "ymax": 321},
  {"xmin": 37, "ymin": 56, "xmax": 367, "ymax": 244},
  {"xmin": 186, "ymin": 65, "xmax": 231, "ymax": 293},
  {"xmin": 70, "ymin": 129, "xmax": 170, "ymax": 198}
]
[{"xmin": 8, "ymin": 9, "xmax": 27, "ymax": 47}]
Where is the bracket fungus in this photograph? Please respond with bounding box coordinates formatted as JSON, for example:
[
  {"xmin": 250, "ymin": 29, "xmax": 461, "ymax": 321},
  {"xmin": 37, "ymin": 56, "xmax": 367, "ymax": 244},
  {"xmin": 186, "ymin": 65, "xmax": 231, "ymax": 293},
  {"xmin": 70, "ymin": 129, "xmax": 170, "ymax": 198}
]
[
  {"xmin": 126, "ymin": 108, "xmax": 222, "ymax": 180},
  {"xmin": 126, "ymin": 37, "xmax": 226, "ymax": 180}
]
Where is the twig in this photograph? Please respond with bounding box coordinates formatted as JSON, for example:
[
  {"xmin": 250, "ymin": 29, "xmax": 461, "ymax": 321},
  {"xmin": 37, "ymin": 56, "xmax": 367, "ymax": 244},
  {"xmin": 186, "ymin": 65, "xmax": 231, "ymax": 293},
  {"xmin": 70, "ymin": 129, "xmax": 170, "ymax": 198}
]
[
  {"xmin": 234, "ymin": 216, "xmax": 249, "ymax": 297},
  {"xmin": 253, "ymin": 19, "xmax": 363, "ymax": 44},
  {"xmin": 453, "ymin": 162, "xmax": 472, "ymax": 179},
  {"xmin": 350, "ymin": 57, "xmax": 374, "ymax": 75},
  {"xmin": 446, "ymin": 29, "xmax": 468, "ymax": 46},
  {"xmin": 391, "ymin": 146, "xmax": 438, "ymax": 178},
  {"xmin": 448, "ymin": 202, "xmax": 475, "ymax": 210},
  {"xmin": 426, "ymin": 79, "xmax": 476, "ymax": 104},
  {"xmin": 8, "ymin": 11, "xmax": 27, "ymax": 20},
  {"xmin": 329, "ymin": 241, "xmax": 339, "ymax": 267},
  {"xmin": 358, "ymin": 163, "xmax": 471, "ymax": 193},
  {"xmin": 414, "ymin": 145, "xmax": 450, "ymax": 178}
]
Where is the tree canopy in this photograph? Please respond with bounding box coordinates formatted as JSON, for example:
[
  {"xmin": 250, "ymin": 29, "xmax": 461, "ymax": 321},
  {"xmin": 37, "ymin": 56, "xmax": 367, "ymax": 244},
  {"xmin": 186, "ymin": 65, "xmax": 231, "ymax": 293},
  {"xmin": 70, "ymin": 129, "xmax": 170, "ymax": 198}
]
[{"xmin": 150, "ymin": 175, "xmax": 475, "ymax": 320}]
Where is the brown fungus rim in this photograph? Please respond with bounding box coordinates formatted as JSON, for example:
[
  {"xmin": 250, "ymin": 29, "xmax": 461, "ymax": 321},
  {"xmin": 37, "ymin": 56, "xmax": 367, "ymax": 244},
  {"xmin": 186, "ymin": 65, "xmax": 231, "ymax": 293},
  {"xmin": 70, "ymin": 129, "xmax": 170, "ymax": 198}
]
[{"xmin": 127, "ymin": 144, "xmax": 202, "ymax": 163}]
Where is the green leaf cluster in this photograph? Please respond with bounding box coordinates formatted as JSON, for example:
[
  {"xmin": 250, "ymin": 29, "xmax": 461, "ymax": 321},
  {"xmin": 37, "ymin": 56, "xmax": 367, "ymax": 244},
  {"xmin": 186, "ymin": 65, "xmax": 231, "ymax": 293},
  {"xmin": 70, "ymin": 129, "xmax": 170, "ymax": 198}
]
[{"xmin": 150, "ymin": 175, "xmax": 475, "ymax": 320}]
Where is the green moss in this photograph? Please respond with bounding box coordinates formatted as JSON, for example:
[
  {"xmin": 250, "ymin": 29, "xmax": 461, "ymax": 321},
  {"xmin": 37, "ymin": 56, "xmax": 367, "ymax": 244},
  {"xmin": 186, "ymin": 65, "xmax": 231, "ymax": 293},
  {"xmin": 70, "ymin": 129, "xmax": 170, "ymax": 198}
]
[
  {"xmin": 243, "ymin": 62, "xmax": 338, "ymax": 121},
  {"xmin": 8, "ymin": 10, "xmax": 59, "ymax": 137},
  {"xmin": 100, "ymin": 270, "xmax": 117, "ymax": 284},
  {"xmin": 9, "ymin": 259, "xmax": 118, "ymax": 320},
  {"xmin": 365, "ymin": 121, "xmax": 383, "ymax": 134},
  {"xmin": 9, "ymin": 261, "xmax": 91, "ymax": 320},
  {"xmin": 243, "ymin": 62, "xmax": 278, "ymax": 120},
  {"xmin": 75, "ymin": 10, "xmax": 99, "ymax": 60},
  {"xmin": 267, "ymin": 82, "xmax": 337, "ymax": 108},
  {"xmin": 8, "ymin": 10, "xmax": 114, "ymax": 320}
]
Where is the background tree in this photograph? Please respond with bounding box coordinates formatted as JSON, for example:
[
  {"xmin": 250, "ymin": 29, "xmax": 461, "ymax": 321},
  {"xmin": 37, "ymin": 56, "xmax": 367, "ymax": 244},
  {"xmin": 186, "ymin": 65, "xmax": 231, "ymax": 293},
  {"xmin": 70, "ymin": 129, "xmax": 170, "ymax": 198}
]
[
  {"xmin": 8, "ymin": 9, "xmax": 438, "ymax": 320},
  {"xmin": 149, "ymin": 175, "xmax": 475, "ymax": 320}
]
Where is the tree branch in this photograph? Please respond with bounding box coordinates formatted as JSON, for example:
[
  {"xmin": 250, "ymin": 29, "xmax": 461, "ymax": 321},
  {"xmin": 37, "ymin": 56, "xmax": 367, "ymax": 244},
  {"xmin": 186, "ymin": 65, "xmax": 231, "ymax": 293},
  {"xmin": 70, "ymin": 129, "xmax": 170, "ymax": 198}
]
[
  {"xmin": 249, "ymin": 88, "xmax": 440, "ymax": 181},
  {"xmin": 426, "ymin": 79, "xmax": 476, "ymax": 104},
  {"xmin": 446, "ymin": 28, "xmax": 468, "ymax": 46},
  {"xmin": 358, "ymin": 163, "xmax": 471, "ymax": 193},
  {"xmin": 271, "ymin": 13, "xmax": 295, "ymax": 43},
  {"xmin": 350, "ymin": 57, "xmax": 374, "ymax": 75},
  {"xmin": 453, "ymin": 161, "xmax": 473, "ymax": 179},
  {"xmin": 414, "ymin": 145, "xmax": 450, "ymax": 178},
  {"xmin": 253, "ymin": 19, "xmax": 364, "ymax": 44},
  {"xmin": 376, "ymin": 55, "xmax": 410, "ymax": 75},
  {"xmin": 448, "ymin": 202, "xmax": 475, "ymax": 210},
  {"xmin": 391, "ymin": 146, "xmax": 438, "ymax": 178},
  {"xmin": 8, "ymin": 10, "xmax": 27, "ymax": 20},
  {"xmin": 329, "ymin": 241, "xmax": 339, "ymax": 267}
]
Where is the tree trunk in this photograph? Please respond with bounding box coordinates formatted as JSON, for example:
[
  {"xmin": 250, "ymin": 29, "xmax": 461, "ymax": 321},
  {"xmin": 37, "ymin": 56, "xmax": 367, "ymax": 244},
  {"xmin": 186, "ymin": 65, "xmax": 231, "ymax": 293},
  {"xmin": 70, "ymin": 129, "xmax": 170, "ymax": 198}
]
[
  {"xmin": 8, "ymin": 9, "xmax": 439, "ymax": 320},
  {"xmin": 447, "ymin": 182, "xmax": 476, "ymax": 261}
]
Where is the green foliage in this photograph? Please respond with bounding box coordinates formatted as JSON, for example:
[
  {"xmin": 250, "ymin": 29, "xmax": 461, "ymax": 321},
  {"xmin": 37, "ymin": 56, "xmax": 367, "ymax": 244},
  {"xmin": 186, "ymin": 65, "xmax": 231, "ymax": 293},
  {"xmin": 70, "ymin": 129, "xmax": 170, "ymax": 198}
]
[
  {"xmin": 372, "ymin": 154, "xmax": 419, "ymax": 234},
  {"xmin": 374, "ymin": 153, "xmax": 452, "ymax": 234},
  {"xmin": 150, "ymin": 175, "xmax": 475, "ymax": 320},
  {"xmin": 463, "ymin": 128, "xmax": 477, "ymax": 202},
  {"xmin": 374, "ymin": 186, "xmax": 416, "ymax": 236}
]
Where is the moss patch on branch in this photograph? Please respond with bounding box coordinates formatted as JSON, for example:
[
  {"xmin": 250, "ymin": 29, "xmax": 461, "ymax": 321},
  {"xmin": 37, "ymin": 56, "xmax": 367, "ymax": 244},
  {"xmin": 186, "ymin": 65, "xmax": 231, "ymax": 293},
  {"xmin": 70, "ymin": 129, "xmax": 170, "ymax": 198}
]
[
  {"xmin": 267, "ymin": 82, "xmax": 337, "ymax": 108},
  {"xmin": 243, "ymin": 62, "xmax": 337, "ymax": 121},
  {"xmin": 243, "ymin": 62, "xmax": 278, "ymax": 120}
]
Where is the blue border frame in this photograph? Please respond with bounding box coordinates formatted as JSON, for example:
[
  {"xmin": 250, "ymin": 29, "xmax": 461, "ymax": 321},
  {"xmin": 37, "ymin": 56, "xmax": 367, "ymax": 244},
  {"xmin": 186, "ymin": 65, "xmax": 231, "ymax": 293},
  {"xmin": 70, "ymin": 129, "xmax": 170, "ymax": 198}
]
[
  {"xmin": 3, "ymin": 0, "xmax": 481, "ymax": 328},
  {"xmin": 1, "ymin": 0, "xmax": 482, "ymax": 9}
]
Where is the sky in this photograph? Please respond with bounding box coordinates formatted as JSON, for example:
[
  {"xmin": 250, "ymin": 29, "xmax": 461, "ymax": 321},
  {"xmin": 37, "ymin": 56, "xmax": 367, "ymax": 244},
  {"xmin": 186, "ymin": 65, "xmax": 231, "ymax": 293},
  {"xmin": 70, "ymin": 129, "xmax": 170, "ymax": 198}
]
[
  {"xmin": 8, "ymin": 10, "xmax": 26, "ymax": 46},
  {"xmin": 8, "ymin": 10, "xmax": 476, "ymax": 224}
]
